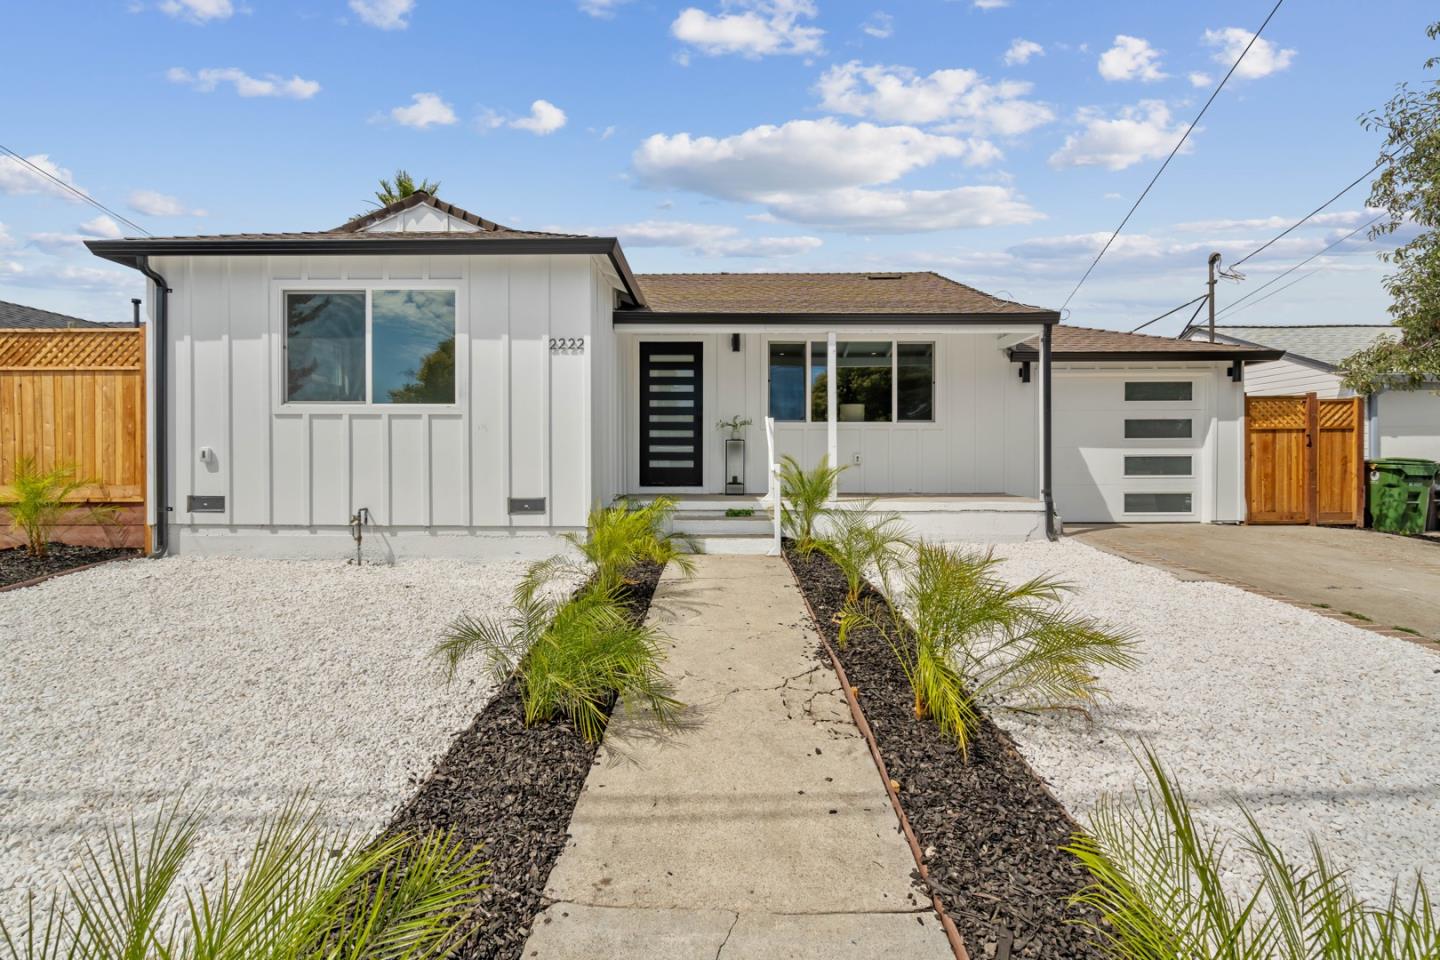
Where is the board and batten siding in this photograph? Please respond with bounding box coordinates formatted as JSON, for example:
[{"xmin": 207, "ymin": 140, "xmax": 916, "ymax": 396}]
[{"xmin": 153, "ymin": 252, "xmax": 619, "ymax": 555}]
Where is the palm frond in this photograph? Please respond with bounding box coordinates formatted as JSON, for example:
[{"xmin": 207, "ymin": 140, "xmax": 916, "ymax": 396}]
[
  {"xmin": 813, "ymin": 501, "xmax": 911, "ymax": 604},
  {"xmin": 777, "ymin": 455, "xmax": 844, "ymax": 554}
]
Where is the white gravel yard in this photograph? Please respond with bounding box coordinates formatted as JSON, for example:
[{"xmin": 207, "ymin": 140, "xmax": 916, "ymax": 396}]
[
  {"xmin": 988, "ymin": 538, "xmax": 1440, "ymax": 908},
  {"xmin": 0, "ymin": 555, "xmax": 529, "ymax": 930}
]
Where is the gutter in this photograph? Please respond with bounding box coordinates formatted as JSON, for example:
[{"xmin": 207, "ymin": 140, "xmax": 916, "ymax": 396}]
[
  {"xmin": 133, "ymin": 256, "xmax": 171, "ymax": 558},
  {"xmin": 1041, "ymin": 323, "xmax": 1057, "ymax": 541}
]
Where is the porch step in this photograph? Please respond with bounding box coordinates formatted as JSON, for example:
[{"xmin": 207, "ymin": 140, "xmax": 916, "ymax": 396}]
[
  {"xmin": 690, "ymin": 534, "xmax": 775, "ymax": 556},
  {"xmin": 672, "ymin": 510, "xmax": 773, "ymax": 536}
]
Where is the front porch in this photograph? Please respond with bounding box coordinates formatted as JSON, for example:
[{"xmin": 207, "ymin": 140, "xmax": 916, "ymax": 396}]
[{"xmin": 626, "ymin": 492, "xmax": 1050, "ymax": 552}]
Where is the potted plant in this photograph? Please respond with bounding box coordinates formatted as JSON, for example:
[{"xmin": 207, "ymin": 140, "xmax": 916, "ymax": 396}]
[{"xmin": 715, "ymin": 416, "xmax": 752, "ymax": 494}]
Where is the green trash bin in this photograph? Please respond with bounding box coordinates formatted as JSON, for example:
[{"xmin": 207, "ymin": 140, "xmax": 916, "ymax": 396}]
[{"xmin": 1368, "ymin": 458, "xmax": 1439, "ymax": 535}]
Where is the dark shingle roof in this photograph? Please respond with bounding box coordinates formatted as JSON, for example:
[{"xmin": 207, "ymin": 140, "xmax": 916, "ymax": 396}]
[
  {"xmin": 630, "ymin": 272, "xmax": 1054, "ymax": 317},
  {"xmin": 0, "ymin": 300, "xmax": 114, "ymax": 329},
  {"xmin": 1012, "ymin": 324, "xmax": 1284, "ymax": 360},
  {"xmin": 1187, "ymin": 324, "xmax": 1396, "ymax": 368}
]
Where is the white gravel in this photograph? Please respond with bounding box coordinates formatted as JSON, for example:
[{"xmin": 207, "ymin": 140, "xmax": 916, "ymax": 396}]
[
  {"xmin": 0, "ymin": 555, "xmax": 531, "ymax": 929},
  {"xmin": 987, "ymin": 538, "xmax": 1440, "ymax": 908}
]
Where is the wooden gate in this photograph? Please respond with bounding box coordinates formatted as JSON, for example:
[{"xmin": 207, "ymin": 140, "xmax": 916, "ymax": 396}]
[{"xmin": 1245, "ymin": 394, "xmax": 1364, "ymax": 526}]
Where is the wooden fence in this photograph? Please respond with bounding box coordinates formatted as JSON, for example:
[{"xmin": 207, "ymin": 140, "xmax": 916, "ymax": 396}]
[
  {"xmin": 1245, "ymin": 393, "xmax": 1364, "ymax": 526},
  {"xmin": 0, "ymin": 328, "xmax": 146, "ymax": 546}
]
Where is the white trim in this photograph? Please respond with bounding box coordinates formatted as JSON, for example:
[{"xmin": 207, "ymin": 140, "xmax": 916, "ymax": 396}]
[{"xmin": 826, "ymin": 332, "xmax": 837, "ymax": 492}]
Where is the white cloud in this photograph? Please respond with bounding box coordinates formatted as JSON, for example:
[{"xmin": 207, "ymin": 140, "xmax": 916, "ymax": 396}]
[
  {"xmin": 609, "ymin": 220, "xmax": 822, "ymax": 257},
  {"xmin": 579, "ymin": 0, "xmax": 630, "ymax": 16},
  {"xmin": 80, "ymin": 215, "xmax": 124, "ymax": 239},
  {"xmin": 1174, "ymin": 211, "xmax": 1366, "ymax": 233},
  {"xmin": 0, "ymin": 222, "xmax": 12, "ymax": 247},
  {"xmin": 349, "ymin": 0, "xmax": 414, "ymax": 30},
  {"xmin": 671, "ymin": 0, "xmax": 823, "ymax": 58},
  {"xmin": 1203, "ymin": 27, "xmax": 1295, "ymax": 80},
  {"xmin": 510, "ymin": 99, "xmax": 567, "ymax": 135},
  {"xmin": 862, "ymin": 11, "xmax": 893, "ymax": 38},
  {"xmin": 128, "ymin": 189, "xmax": 204, "ymax": 217},
  {"xmin": 390, "ymin": 92, "xmax": 457, "ymax": 129},
  {"xmin": 1049, "ymin": 100, "xmax": 1189, "ymax": 171},
  {"xmin": 158, "ymin": 0, "xmax": 233, "ymax": 22},
  {"xmin": 760, "ymin": 185, "xmax": 1041, "ymax": 232},
  {"xmin": 1, "ymin": 263, "xmax": 141, "ymax": 294},
  {"xmin": 0, "ymin": 153, "xmax": 82, "ymax": 201},
  {"xmin": 1003, "ymin": 38, "xmax": 1043, "ymax": 66},
  {"xmin": 1097, "ymin": 35, "xmax": 1167, "ymax": 82},
  {"xmin": 815, "ymin": 61, "xmax": 1053, "ymax": 136},
  {"xmin": 1188, "ymin": 71, "xmax": 1212, "ymax": 88},
  {"xmin": 166, "ymin": 67, "xmax": 320, "ymax": 99},
  {"xmin": 972, "ymin": 0, "xmax": 1008, "ymax": 9},
  {"xmin": 635, "ymin": 118, "xmax": 997, "ymax": 200}
]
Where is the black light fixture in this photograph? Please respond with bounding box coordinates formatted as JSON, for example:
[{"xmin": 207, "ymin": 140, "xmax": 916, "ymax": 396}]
[
  {"xmin": 1228, "ymin": 361, "xmax": 1245, "ymax": 383},
  {"xmin": 731, "ymin": 333, "xmax": 741, "ymax": 352},
  {"xmin": 1018, "ymin": 360, "xmax": 1032, "ymax": 383}
]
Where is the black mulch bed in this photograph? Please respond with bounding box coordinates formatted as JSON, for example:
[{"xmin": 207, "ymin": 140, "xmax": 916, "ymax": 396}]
[
  {"xmin": 381, "ymin": 561, "xmax": 664, "ymax": 960},
  {"xmin": 0, "ymin": 544, "xmax": 138, "ymax": 589},
  {"xmin": 785, "ymin": 544, "xmax": 1104, "ymax": 960}
]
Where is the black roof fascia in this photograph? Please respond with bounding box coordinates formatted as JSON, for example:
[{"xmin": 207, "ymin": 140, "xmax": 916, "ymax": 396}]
[
  {"xmin": 613, "ymin": 311, "xmax": 1059, "ymax": 325},
  {"xmin": 1008, "ymin": 346, "xmax": 1285, "ymax": 362},
  {"xmin": 86, "ymin": 235, "xmax": 647, "ymax": 308}
]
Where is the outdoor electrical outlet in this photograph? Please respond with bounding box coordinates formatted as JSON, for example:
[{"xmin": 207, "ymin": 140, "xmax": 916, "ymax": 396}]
[{"xmin": 853, "ymin": 453, "xmax": 862, "ymax": 465}]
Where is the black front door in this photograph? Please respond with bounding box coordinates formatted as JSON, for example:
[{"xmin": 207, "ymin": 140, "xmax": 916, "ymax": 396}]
[{"xmin": 640, "ymin": 342, "xmax": 703, "ymax": 487}]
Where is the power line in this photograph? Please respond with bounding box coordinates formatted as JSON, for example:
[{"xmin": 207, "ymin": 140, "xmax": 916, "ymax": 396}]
[
  {"xmin": 1218, "ymin": 212, "xmax": 1383, "ymax": 318},
  {"xmin": 1220, "ymin": 265, "xmax": 1328, "ymax": 319},
  {"xmin": 1059, "ymin": 0, "xmax": 1287, "ymax": 313},
  {"xmin": 1229, "ymin": 153, "xmax": 1402, "ymax": 270},
  {"xmin": 0, "ymin": 142, "xmax": 152, "ymax": 237},
  {"xmin": 1129, "ymin": 293, "xmax": 1209, "ymax": 333}
]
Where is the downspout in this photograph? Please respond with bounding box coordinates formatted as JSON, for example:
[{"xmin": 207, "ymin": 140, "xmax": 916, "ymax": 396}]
[
  {"xmin": 134, "ymin": 256, "xmax": 171, "ymax": 558},
  {"xmin": 1041, "ymin": 323, "xmax": 1057, "ymax": 540}
]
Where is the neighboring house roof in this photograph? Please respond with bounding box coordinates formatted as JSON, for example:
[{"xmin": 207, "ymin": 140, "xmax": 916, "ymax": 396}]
[
  {"xmin": 86, "ymin": 192, "xmax": 650, "ymax": 308},
  {"xmin": 1012, "ymin": 324, "xmax": 1284, "ymax": 361},
  {"xmin": 627, "ymin": 271, "xmax": 1056, "ymax": 321},
  {"xmin": 0, "ymin": 299, "xmax": 115, "ymax": 329},
  {"xmin": 1179, "ymin": 324, "xmax": 1396, "ymax": 369}
]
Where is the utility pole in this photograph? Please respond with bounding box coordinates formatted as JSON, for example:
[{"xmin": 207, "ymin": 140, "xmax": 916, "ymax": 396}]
[{"xmin": 1207, "ymin": 251, "xmax": 1221, "ymax": 342}]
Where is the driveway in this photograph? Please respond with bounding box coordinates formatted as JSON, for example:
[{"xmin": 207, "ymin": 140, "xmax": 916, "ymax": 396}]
[{"xmin": 1067, "ymin": 523, "xmax": 1440, "ymax": 640}]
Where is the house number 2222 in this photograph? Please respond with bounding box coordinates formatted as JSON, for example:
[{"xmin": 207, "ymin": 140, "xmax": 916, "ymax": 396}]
[{"xmin": 549, "ymin": 337, "xmax": 585, "ymax": 352}]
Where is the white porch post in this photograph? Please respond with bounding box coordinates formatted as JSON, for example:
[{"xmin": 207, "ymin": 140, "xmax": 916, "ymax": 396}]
[{"xmin": 826, "ymin": 331, "xmax": 838, "ymax": 500}]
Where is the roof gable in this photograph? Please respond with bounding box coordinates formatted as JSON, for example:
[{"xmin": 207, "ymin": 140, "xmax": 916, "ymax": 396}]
[
  {"xmin": 334, "ymin": 192, "xmax": 509, "ymax": 234},
  {"xmin": 1012, "ymin": 324, "xmax": 1283, "ymax": 360}
]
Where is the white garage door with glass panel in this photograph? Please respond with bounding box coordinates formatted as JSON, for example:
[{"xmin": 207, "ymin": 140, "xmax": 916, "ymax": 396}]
[{"xmin": 1052, "ymin": 374, "xmax": 1205, "ymax": 523}]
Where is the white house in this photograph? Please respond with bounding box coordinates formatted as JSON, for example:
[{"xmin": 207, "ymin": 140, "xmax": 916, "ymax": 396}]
[
  {"xmin": 1180, "ymin": 323, "xmax": 1440, "ymax": 462},
  {"xmin": 87, "ymin": 193, "xmax": 1279, "ymax": 557}
]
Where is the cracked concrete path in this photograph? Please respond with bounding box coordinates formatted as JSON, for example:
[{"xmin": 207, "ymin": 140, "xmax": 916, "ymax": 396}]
[{"xmin": 521, "ymin": 554, "xmax": 953, "ymax": 959}]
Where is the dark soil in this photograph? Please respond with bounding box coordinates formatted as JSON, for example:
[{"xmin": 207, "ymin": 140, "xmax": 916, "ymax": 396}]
[
  {"xmin": 785, "ymin": 544, "xmax": 1103, "ymax": 960},
  {"xmin": 0, "ymin": 544, "xmax": 137, "ymax": 589},
  {"xmin": 381, "ymin": 561, "xmax": 664, "ymax": 960}
]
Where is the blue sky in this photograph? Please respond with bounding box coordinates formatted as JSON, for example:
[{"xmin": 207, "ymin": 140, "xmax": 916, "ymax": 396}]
[{"xmin": 1, "ymin": 0, "xmax": 1434, "ymax": 331}]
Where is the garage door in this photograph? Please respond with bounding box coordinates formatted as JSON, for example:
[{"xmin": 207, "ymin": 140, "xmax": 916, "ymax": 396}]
[{"xmin": 1053, "ymin": 373, "xmax": 1209, "ymax": 523}]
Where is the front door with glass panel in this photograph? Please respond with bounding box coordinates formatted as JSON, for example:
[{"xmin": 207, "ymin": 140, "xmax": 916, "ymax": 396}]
[{"xmin": 640, "ymin": 342, "xmax": 703, "ymax": 487}]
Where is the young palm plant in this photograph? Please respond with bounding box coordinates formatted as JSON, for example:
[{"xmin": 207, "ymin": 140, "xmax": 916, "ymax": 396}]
[
  {"xmin": 0, "ymin": 795, "xmax": 486, "ymax": 960},
  {"xmin": 813, "ymin": 500, "xmax": 911, "ymax": 605},
  {"xmin": 1065, "ymin": 745, "xmax": 1439, "ymax": 959},
  {"xmin": 519, "ymin": 497, "xmax": 695, "ymax": 603},
  {"xmin": 839, "ymin": 542, "xmax": 1138, "ymax": 758},
  {"xmin": 777, "ymin": 455, "xmax": 845, "ymax": 555},
  {"xmin": 3, "ymin": 457, "xmax": 116, "ymax": 558},
  {"xmin": 434, "ymin": 584, "xmax": 681, "ymax": 743}
]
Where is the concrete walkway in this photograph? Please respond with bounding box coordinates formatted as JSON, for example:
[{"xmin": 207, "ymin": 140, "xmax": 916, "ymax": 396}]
[{"xmin": 522, "ymin": 555, "xmax": 953, "ymax": 959}]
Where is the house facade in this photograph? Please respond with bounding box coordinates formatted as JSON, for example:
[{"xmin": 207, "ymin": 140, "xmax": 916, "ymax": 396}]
[
  {"xmin": 87, "ymin": 194, "xmax": 1278, "ymax": 557},
  {"xmin": 1180, "ymin": 323, "xmax": 1440, "ymax": 462}
]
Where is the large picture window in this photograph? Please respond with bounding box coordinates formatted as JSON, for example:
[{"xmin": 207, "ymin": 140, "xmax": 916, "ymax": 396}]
[
  {"xmin": 285, "ymin": 288, "xmax": 457, "ymax": 405},
  {"xmin": 767, "ymin": 339, "xmax": 934, "ymax": 424}
]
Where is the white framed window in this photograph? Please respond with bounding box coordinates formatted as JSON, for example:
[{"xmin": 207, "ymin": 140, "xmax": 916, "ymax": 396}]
[
  {"xmin": 283, "ymin": 286, "xmax": 458, "ymax": 405},
  {"xmin": 1124, "ymin": 381, "xmax": 1193, "ymax": 402},
  {"xmin": 1124, "ymin": 492, "xmax": 1193, "ymax": 514},
  {"xmin": 1124, "ymin": 418, "xmax": 1192, "ymax": 439},
  {"xmin": 766, "ymin": 338, "xmax": 935, "ymax": 424},
  {"xmin": 1124, "ymin": 455, "xmax": 1193, "ymax": 477}
]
